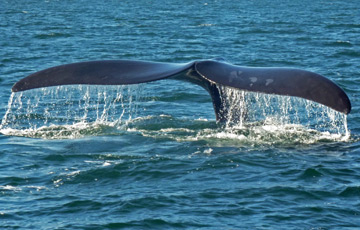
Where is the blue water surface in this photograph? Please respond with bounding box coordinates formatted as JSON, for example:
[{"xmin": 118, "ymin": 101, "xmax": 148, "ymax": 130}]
[{"xmin": 1, "ymin": 0, "xmax": 360, "ymax": 229}]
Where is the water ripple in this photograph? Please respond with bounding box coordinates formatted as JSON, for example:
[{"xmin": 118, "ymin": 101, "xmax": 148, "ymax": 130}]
[{"xmin": 1, "ymin": 0, "xmax": 360, "ymax": 229}]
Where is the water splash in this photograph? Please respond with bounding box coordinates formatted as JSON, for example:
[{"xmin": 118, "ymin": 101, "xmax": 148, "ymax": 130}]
[
  {"xmin": 0, "ymin": 85, "xmax": 143, "ymax": 139},
  {"xmin": 0, "ymin": 83, "xmax": 350, "ymax": 143},
  {"xmin": 216, "ymin": 85, "xmax": 349, "ymax": 136}
]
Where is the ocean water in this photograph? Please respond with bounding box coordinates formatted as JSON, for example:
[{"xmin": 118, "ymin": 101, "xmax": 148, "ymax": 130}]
[{"xmin": 1, "ymin": 0, "xmax": 360, "ymax": 229}]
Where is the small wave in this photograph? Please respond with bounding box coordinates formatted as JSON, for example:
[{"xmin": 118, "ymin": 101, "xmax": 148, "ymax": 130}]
[
  {"xmin": 34, "ymin": 32, "xmax": 72, "ymax": 39},
  {"xmin": 298, "ymin": 168, "xmax": 323, "ymax": 180},
  {"xmin": 197, "ymin": 23, "xmax": 215, "ymax": 27},
  {"xmin": 326, "ymin": 40, "xmax": 353, "ymax": 47},
  {"xmin": 336, "ymin": 50, "xmax": 360, "ymax": 58},
  {"xmin": 326, "ymin": 23, "xmax": 360, "ymax": 29},
  {"xmin": 339, "ymin": 186, "xmax": 360, "ymax": 197}
]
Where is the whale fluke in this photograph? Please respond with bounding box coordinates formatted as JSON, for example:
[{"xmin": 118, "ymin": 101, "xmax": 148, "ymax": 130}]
[
  {"xmin": 11, "ymin": 59, "xmax": 351, "ymax": 121},
  {"xmin": 11, "ymin": 60, "xmax": 194, "ymax": 92},
  {"xmin": 195, "ymin": 60, "xmax": 351, "ymax": 115}
]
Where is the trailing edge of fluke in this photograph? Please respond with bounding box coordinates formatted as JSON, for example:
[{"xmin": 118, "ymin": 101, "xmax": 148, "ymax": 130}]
[{"xmin": 11, "ymin": 59, "xmax": 351, "ymax": 122}]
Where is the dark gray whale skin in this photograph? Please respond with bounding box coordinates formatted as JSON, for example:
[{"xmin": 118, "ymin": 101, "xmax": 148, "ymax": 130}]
[{"xmin": 12, "ymin": 59, "xmax": 351, "ymax": 122}]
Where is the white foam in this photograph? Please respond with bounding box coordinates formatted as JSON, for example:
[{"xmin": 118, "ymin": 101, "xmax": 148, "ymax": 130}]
[
  {"xmin": 0, "ymin": 185, "xmax": 47, "ymax": 192},
  {"xmin": 0, "ymin": 185, "xmax": 21, "ymax": 191}
]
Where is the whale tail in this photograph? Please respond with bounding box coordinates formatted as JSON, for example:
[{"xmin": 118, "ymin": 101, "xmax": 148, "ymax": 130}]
[{"xmin": 11, "ymin": 59, "xmax": 351, "ymax": 121}]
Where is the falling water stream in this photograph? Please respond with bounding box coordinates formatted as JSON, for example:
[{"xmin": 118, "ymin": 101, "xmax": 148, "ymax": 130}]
[
  {"xmin": 0, "ymin": 83, "xmax": 350, "ymax": 144},
  {"xmin": 0, "ymin": 85, "xmax": 143, "ymax": 139}
]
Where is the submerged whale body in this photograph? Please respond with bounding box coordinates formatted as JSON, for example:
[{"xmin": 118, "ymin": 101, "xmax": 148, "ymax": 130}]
[{"xmin": 12, "ymin": 59, "xmax": 351, "ymax": 122}]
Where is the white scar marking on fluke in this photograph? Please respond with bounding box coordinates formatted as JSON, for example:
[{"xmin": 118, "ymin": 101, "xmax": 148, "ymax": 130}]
[
  {"xmin": 266, "ymin": 79, "xmax": 274, "ymax": 86},
  {"xmin": 249, "ymin": 77, "xmax": 258, "ymax": 87},
  {"xmin": 229, "ymin": 71, "xmax": 243, "ymax": 83},
  {"xmin": 249, "ymin": 77, "xmax": 257, "ymax": 83}
]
